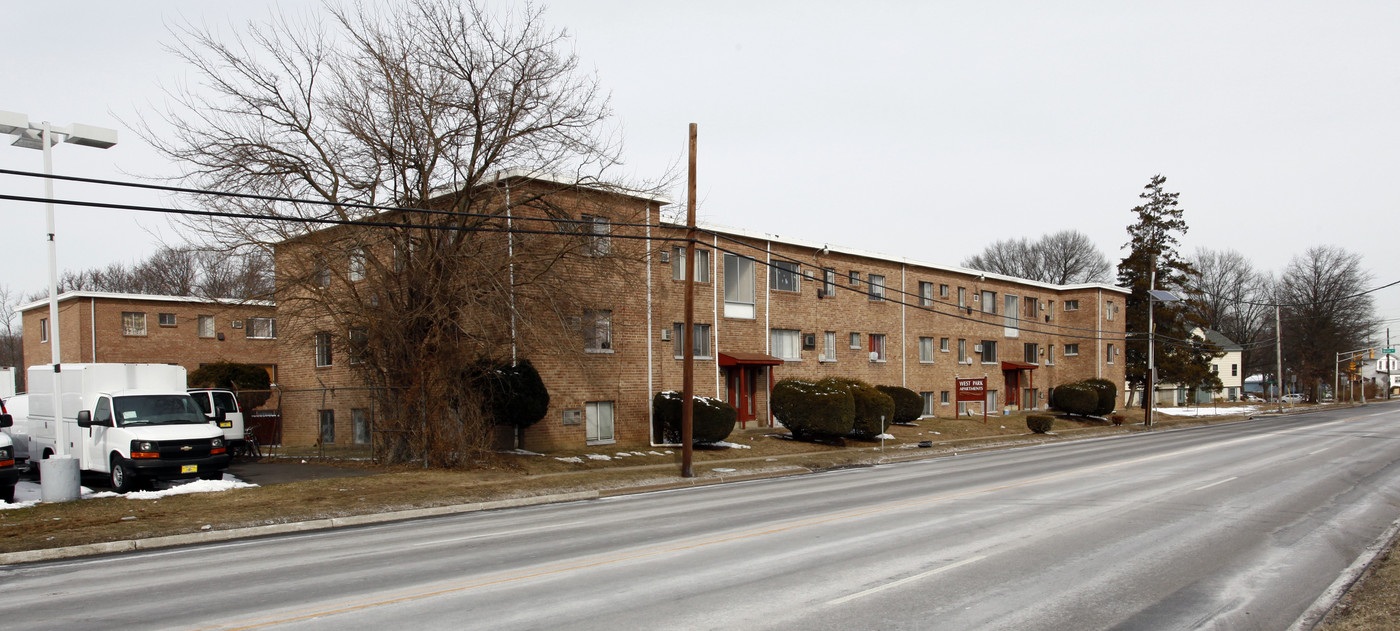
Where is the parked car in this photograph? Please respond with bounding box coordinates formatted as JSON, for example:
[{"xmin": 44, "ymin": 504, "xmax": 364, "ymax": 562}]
[
  {"xmin": 1281, "ymin": 393, "xmax": 1305, "ymax": 403},
  {"xmin": 1243, "ymin": 394, "xmax": 1264, "ymax": 403}
]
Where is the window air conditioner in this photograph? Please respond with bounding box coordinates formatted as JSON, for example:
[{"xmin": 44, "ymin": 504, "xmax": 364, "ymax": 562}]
[
  {"xmin": 869, "ymin": 352, "xmax": 879, "ymax": 361},
  {"xmin": 973, "ymin": 344, "xmax": 982, "ymax": 353},
  {"xmin": 661, "ymin": 328, "xmax": 671, "ymax": 341},
  {"xmin": 659, "ymin": 250, "xmax": 670, "ymax": 263},
  {"xmin": 231, "ymin": 320, "xmax": 243, "ymax": 329}
]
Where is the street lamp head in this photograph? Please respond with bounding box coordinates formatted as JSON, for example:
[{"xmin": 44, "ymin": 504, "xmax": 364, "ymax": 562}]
[
  {"xmin": 10, "ymin": 130, "xmax": 44, "ymax": 150},
  {"xmin": 0, "ymin": 110, "xmax": 29, "ymax": 135},
  {"xmin": 64, "ymin": 123, "xmax": 117, "ymax": 149}
]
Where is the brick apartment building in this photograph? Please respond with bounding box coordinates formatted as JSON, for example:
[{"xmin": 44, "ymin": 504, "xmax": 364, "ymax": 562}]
[
  {"xmin": 19, "ymin": 292, "xmax": 279, "ymax": 381},
  {"xmin": 272, "ymin": 172, "xmax": 1129, "ymax": 451}
]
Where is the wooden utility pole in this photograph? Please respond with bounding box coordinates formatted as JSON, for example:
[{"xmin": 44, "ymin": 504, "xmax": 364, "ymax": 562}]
[{"xmin": 681, "ymin": 123, "xmax": 697, "ymax": 478}]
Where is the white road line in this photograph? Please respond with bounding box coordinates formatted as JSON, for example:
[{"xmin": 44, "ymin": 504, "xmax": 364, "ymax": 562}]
[
  {"xmin": 1308, "ymin": 448, "xmax": 1330, "ymax": 455},
  {"xmin": 1192, "ymin": 476, "xmax": 1238, "ymax": 491},
  {"xmin": 827, "ymin": 555, "xmax": 987, "ymax": 606},
  {"xmin": 413, "ymin": 521, "xmax": 580, "ymax": 546}
]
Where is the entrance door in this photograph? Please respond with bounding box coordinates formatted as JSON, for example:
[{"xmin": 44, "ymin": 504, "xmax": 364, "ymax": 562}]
[{"xmin": 727, "ymin": 367, "xmax": 756, "ymax": 423}]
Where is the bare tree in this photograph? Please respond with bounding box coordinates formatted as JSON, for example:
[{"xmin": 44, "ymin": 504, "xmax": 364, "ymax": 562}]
[
  {"xmin": 1276, "ymin": 246, "xmax": 1379, "ymax": 400},
  {"xmin": 142, "ymin": 0, "xmax": 660, "ymax": 464},
  {"xmin": 0, "ymin": 285, "xmax": 23, "ymax": 390},
  {"xmin": 963, "ymin": 230, "xmax": 1110, "ymax": 284},
  {"xmin": 1184, "ymin": 248, "xmax": 1275, "ymax": 377}
]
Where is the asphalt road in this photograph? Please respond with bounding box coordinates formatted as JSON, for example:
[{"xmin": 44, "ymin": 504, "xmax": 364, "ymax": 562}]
[{"xmin": 4, "ymin": 403, "xmax": 1400, "ymax": 630}]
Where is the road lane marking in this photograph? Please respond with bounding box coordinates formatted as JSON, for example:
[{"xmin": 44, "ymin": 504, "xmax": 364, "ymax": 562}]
[
  {"xmin": 412, "ymin": 521, "xmax": 582, "ymax": 546},
  {"xmin": 1308, "ymin": 448, "xmax": 1330, "ymax": 455},
  {"xmin": 1192, "ymin": 476, "xmax": 1238, "ymax": 491},
  {"xmin": 827, "ymin": 555, "xmax": 987, "ymax": 606}
]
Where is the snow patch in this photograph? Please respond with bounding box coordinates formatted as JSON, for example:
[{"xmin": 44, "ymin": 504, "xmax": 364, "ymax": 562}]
[
  {"xmin": 875, "ymin": 433, "xmax": 895, "ymax": 440},
  {"xmin": 585, "ymin": 453, "xmax": 611, "ymax": 461},
  {"xmin": 554, "ymin": 456, "xmax": 584, "ymax": 464},
  {"xmin": 121, "ymin": 479, "xmax": 258, "ymax": 500},
  {"xmin": 706, "ymin": 441, "xmax": 751, "ymax": 449},
  {"xmin": 1158, "ymin": 405, "xmax": 1260, "ymax": 417}
]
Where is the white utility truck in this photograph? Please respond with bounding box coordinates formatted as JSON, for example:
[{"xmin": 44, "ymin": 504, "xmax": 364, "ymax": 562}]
[
  {"xmin": 0, "ymin": 404, "xmax": 16, "ymax": 502},
  {"xmin": 28, "ymin": 364, "xmax": 230, "ymax": 492}
]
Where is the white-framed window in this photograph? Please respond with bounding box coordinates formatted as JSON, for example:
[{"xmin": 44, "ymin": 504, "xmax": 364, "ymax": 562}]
[
  {"xmin": 919, "ymin": 281, "xmax": 934, "ymax": 306},
  {"xmin": 319, "ymin": 409, "xmax": 335, "ymax": 444},
  {"xmin": 821, "ymin": 268, "xmax": 837, "ymax": 297},
  {"xmin": 1024, "ymin": 343, "xmax": 1039, "ymax": 364},
  {"xmin": 771, "ymin": 329, "xmax": 802, "ymax": 360},
  {"xmin": 586, "ymin": 400, "xmax": 615, "ymax": 443},
  {"xmin": 1004, "ymin": 294, "xmax": 1020, "ymax": 336},
  {"xmin": 246, "ymin": 317, "xmax": 277, "ymax": 339},
  {"xmin": 868, "ymin": 274, "xmax": 886, "ymax": 301},
  {"xmin": 671, "ymin": 247, "xmax": 711, "ymax": 283},
  {"xmin": 849, "ymin": 271, "xmax": 861, "ymax": 286},
  {"xmin": 940, "ymin": 284, "xmax": 949, "ymax": 298},
  {"xmin": 349, "ymin": 327, "xmax": 368, "ymax": 365},
  {"xmin": 1232, "ymin": 364, "xmax": 1238, "ymax": 377},
  {"xmin": 771, "ymin": 261, "xmax": 801, "ymax": 293},
  {"xmin": 870, "ymin": 334, "xmax": 886, "ymax": 361},
  {"xmin": 581, "ymin": 215, "xmax": 611, "ymax": 256},
  {"xmin": 940, "ymin": 391, "xmax": 950, "ymax": 405},
  {"xmin": 584, "ymin": 309, "xmax": 613, "ymax": 352},
  {"xmin": 821, "ymin": 331, "xmax": 837, "ymax": 362},
  {"xmin": 672, "ymin": 322, "xmax": 712, "ymax": 358},
  {"xmin": 919, "ymin": 337, "xmax": 935, "ymax": 363},
  {"xmin": 957, "ymin": 287, "xmax": 967, "ymax": 307},
  {"xmin": 352, "ymin": 408, "xmax": 370, "ymax": 444},
  {"xmin": 1107, "ymin": 343, "xmax": 1116, "ymax": 364},
  {"xmin": 1211, "ymin": 363, "xmax": 1219, "ymax": 374},
  {"xmin": 198, "ymin": 315, "xmax": 215, "ymax": 338},
  {"xmin": 724, "ymin": 253, "xmax": 756, "ymax": 319},
  {"xmin": 314, "ymin": 256, "xmax": 331, "ymax": 289},
  {"xmin": 315, "ymin": 331, "xmax": 333, "ymax": 367},
  {"xmin": 940, "ymin": 337, "xmax": 950, "ymax": 353},
  {"xmin": 850, "ymin": 332, "xmax": 862, "ymax": 349},
  {"xmin": 920, "ymin": 392, "xmax": 935, "ymax": 416},
  {"xmin": 122, "ymin": 312, "xmax": 147, "ymax": 336},
  {"xmin": 39, "ymin": 317, "xmax": 49, "ymax": 343},
  {"xmin": 158, "ymin": 313, "xmax": 177, "ymax": 327},
  {"xmin": 348, "ymin": 247, "xmax": 367, "ymax": 282},
  {"xmin": 1064, "ymin": 343, "xmax": 1080, "ymax": 356},
  {"xmin": 1065, "ymin": 300, "xmax": 1080, "ymax": 311},
  {"xmin": 958, "ymin": 339, "xmax": 967, "ymax": 363},
  {"xmin": 981, "ymin": 291, "xmax": 996, "ymax": 314},
  {"xmin": 1046, "ymin": 345, "xmax": 1055, "ymax": 366},
  {"xmin": 1106, "ymin": 300, "xmax": 1115, "ymax": 321},
  {"xmin": 980, "ymin": 340, "xmax": 997, "ymax": 364}
]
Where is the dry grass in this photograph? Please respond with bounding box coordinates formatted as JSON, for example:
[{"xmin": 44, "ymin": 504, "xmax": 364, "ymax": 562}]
[
  {"xmin": 1321, "ymin": 541, "xmax": 1400, "ymax": 630},
  {"xmin": 0, "ymin": 404, "xmax": 1269, "ymax": 555}
]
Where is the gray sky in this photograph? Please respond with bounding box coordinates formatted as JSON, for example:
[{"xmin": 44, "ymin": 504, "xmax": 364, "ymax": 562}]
[{"xmin": 3, "ymin": 0, "xmax": 1398, "ymax": 338}]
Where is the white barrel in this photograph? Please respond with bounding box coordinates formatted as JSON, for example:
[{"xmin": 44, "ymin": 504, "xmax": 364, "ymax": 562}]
[{"xmin": 40, "ymin": 456, "xmax": 81, "ymax": 503}]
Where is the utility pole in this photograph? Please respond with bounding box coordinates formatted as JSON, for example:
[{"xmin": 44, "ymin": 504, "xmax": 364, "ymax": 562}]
[
  {"xmin": 680, "ymin": 123, "xmax": 697, "ymax": 478},
  {"xmin": 1145, "ymin": 257, "xmax": 1156, "ymax": 427},
  {"xmin": 1275, "ymin": 305, "xmax": 1283, "ymax": 413}
]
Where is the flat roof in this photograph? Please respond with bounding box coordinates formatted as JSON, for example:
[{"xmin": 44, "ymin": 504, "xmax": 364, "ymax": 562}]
[{"xmin": 19, "ymin": 291, "xmax": 276, "ymax": 313}]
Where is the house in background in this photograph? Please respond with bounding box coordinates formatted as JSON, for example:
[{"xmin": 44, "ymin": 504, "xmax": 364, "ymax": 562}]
[{"xmin": 1137, "ymin": 328, "xmax": 1243, "ymax": 405}]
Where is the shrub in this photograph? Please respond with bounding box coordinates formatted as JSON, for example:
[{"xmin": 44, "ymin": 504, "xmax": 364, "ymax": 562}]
[
  {"xmin": 1110, "ymin": 414, "xmax": 1126, "ymax": 426},
  {"xmin": 483, "ymin": 360, "xmax": 551, "ymax": 428},
  {"xmin": 652, "ymin": 391, "xmax": 738, "ymax": 444},
  {"xmin": 818, "ymin": 378, "xmax": 895, "ymax": 438},
  {"xmin": 1082, "ymin": 378, "xmax": 1118, "ymax": 416},
  {"xmin": 1027, "ymin": 415, "xmax": 1054, "ymax": 434},
  {"xmin": 1052, "ymin": 382, "xmax": 1098, "ymax": 416},
  {"xmin": 877, "ymin": 385, "xmax": 923, "ymax": 423},
  {"xmin": 771, "ymin": 379, "xmax": 854, "ymax": 439},
  {"xmin": 187, "ymin": 361, "xmax": 272, "ymax": 408}
]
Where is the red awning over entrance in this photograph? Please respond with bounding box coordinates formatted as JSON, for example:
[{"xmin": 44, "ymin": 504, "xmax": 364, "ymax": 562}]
[
  {"xmin": 718, "ymin": 352, "xmax": 785, "ymax": 367},
  {"xmin": 1000, "ymin": 361, "xmax": 1038, "ymax": 371}
]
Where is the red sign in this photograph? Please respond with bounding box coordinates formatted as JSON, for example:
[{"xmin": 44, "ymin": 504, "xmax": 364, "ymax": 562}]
[{"xmin": 955, "ymin": 378, "xmax": 986, "ymax": 402}]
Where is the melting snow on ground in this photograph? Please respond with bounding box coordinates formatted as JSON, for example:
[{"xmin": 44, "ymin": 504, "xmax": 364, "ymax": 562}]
[
  {"xmin": 706, "ymin": 441, "xmax": 751, "ymax": 449},
  {"xmin": 874, "ymin": 433, "xmax": 896, "ymax": 440},
  {"xmin": 554, "ymin": 456, "xmax": 584, "ymax": 464},
  {"xmin": 1, "ymin": 474, "xmax": 257, "ymax": 509},
  {"xmin": 1158, "ymin": 405, "xmax": 1262, "ymax": 417}
]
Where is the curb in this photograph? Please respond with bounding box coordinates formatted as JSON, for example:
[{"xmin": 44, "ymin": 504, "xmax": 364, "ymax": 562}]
[{"xmin": 1288, "ymin": 517, "xmax": 1400, "ymax": 631}]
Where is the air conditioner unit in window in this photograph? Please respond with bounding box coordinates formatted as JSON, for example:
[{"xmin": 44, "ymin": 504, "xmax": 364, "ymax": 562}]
[
  {"xmin": 231, "ymin": 320, "xmax": 243, "ymax": 329},
  {"xmin": 659, "ymin": 250, "xmax": 670, "ymax": 263},
  {"xmin": 869, "ymin": 352, "xmax": 879, "ymax": 361},
  {"xmin": 973, "ymin": 344, "xmax": 982, "ymax": 353},
  {"xmin": 802, "ymin": 333, "xmax": 817, "ymax": 350},
  {"xmin": 661, "ymin": 328, "xmax": 671, "ymax": 341}
]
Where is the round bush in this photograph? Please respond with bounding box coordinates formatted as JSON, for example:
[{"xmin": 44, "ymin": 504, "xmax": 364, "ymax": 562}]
[
  {"xmin": 652, "ymin": 391, "xmax": 738, "ymax": 444},
  {"xmin": 1026, "ymin": 415, "xmax": 1054, "ymax": 434},
  {"xmin": 771, "ymin": 379, "xmax": 854, "ymax": 439},
  {"xmin": 187, "ymin": 361, "xmax": 272, "ymax": 408},
  {"xmin": 1082, "ymin": 378, "xmax": 1118, "ymax": 416},
  {"xmin": 818, "ymin": 378, "xmax": 895, "ymax": 438},
  {"xmin": 1052, "ymin": 382, "xmax": 1098, "ymax": 416},
  {"xmin": 484, "ymin": 360, "xmax": 550, "ymax": 430},
  {"xmin": 877, "ymin": 385, "xmax": 923, "ymax": 423}
]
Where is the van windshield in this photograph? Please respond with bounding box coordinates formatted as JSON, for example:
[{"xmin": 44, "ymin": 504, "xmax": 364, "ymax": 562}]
[{"xmin": 112, "ymin": 395, "xmax": 208, "ymax": 427}]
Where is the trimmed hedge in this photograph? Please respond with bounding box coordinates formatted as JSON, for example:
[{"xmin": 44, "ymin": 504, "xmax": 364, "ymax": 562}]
[
  {"xmin": 1027, "ymin": 415, "xmax": 1054, "ymax": 434},
  {"xmin": 1051, "ymin": 382, "xmax": 1099, "ymax": 416},
  {"xmin": 652, "ymin": 391, "xmax": 737, "ymax": 444},
  {"xmin": 772, "ymin": 379, "xmax": 855, "ymax": 439},
  {"xmin": 877, "ymin": 385, "xmax": 923, "ymax": 423},
  {"xmin": 483, "ymin": 360, "xmax": 551, "ymax": 430},
  {"xmin": 1082, "ymin": 378, "xmax": 1118, "ymax": 415},
  {"xmin": 187, "ymin": 361, "xmax": 272, "ymax": 408},
  {"xmin": 818, "ymin": 378, "xmax": 895, "ymax": 438}
]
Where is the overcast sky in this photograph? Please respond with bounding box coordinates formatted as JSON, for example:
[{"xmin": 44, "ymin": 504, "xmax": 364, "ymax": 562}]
[{"xmin": 3, "ymin": 1, "xmax": 1398, "ymax": 338}]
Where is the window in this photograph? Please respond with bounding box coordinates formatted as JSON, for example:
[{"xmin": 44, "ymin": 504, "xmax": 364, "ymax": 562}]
[
  {"xmin": 586, "ymin": 401, "xmax": 615, "ymax": 443},
  {"xmin": 671, "ymin": 247, "xmax": 711, "ymax": 282},
  {"xmin": 919, "ymin": 337, "xmax": 935, "ymax": 363},
  {"xmin": 940, "ymin": 391, "xmax": 950, "ymax": 405},
  {"xmin": 1106, "ymin": 300, "xmax": 1115, "ymax": 321},
  {"xmin": 1232, "ymin": 364, "xmax": 1238, "ymax": 377},
  {"xmin": 314, "ymin": 257, "xmax": 331, "ymax": 289},
  {"xmin": 1064, "ymin": 343, "xmax": 1080, "ymax": 356},
  {"xmin": 319, "ymin": 409, "xmax": 335, "ymax": 444},
  {"xmin": 980, "ymin": 340, "xmax": 997, "ymax": 364},
  {"xmin": 352, "ymin": 408, "xmax": 370, "ymax": 444},
  {"xmin": 158, "ymin": 313, "xmax": 177, "ymax": 327},
  {"xmin": 1024, "ymin": 297, "xmax": 1037, "ymax": 321},
  {"xmin": 771, "ymin": 261, "xmax": 801, "ymax": 293},
  {"xmin": 246, "ymin": 317, "xmax": 277, "ymax": 339},
  {"xmin": 940, "ymin": 337, "xmax": 950, "ymax": 352},
  {"xmin": 581, "ymin": 215, "xmax": 611, "ymax": 256},
  {"xmin": 1107, "ymin": 343, "xmax": 1116, "ymax": 364},
  {"xmin": 919, "ymin": 282, "xmax": 934, "ymax": 306},
  {"xmin": 981, "ymin": 291, "xmax": 996, "ymax": 314},
  {"xmin": 958, "ymin": 339, "xmax": 968, "ymax": 363},
  {"xmin": 869, "ymin": 334, "xmax": 886, "ymax": 361},
  {"xmin": 921, "ymin": 392, "xmax": 935, "ymax": 416},
  {"xmin": 1024, "ymin": 343, "xmax": 1039, "ymax": 364},
  {"xmin": 39, "ymin": 317, "xmax": 48, "ymax": 343},
  {"xmin": 849, "ymin": 271, "xmax": 860, "ymax": 286},
  {"xmin": 868, "ymin": 275, "xmax": 885, "ymax": 301},
  {"xmin": 1211, "ymin": 363, "xmax": 1219, "ymax": 374},
  {"xmin": 315, "ymin": 331, "xmax": 333, "ymax": 367},
  {"xmin": 1046, "ymin": 345, "xmax": 1055, "ymax": 366},
  {"xmin": 348, "ymin": 248, "xmax": 367, "ymax": 282},
  {"xmin": 958, "ymin": 287, "xmax": 967, "ymax": 307},
  {"xmin": 772, "ymin": 329, "xmax": 801, "ymax": 360},
  {"xmin": 349, "ymin": 327, "xmax": 368, "ymax": 364},
  {"xmin": 940, "ymin": 284, "xmax": 949, "ymax": 298},
  {"xmin": 673, "ymin": 323, "xmax": 712, "ymax": 358},
  {"xmin": 723, "ymin": 253, "xmax": 756, "ymax": 318},
  {"xmin": 122, "ymin": 312, "xmax": 147, "ymax": 336},
  {"xmin": 1065, "ymin": 300, "xmax": 1080, "ymax": 311},
  {"xmin": 584, "ymin": 309, "xmax": 613, "ymax": 352},
  {"xmin": 198, "ymin": 315, "xmax": 215, "ymax": 338},
  {"xmin": 1003, "ymin": 294, "xmax": 1019, "ymax": 336},
  {"xmin": 850, "ymin": 332, "xmax": 861, "ymax": 349},
  {"xmin": 821, "ymin": 331, "xmax": 837, "ymax": 362},
  {"xmin": 1046, "ymin": 300, "xmax": 1055, "ymax": 320},
  {"xmin": 821, "ymin": 268, "xmax": 837, "ymax": 297}
]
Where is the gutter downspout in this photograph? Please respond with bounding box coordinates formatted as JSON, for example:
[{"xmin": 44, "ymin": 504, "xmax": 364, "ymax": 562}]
[
  {"xmin": 90, "ymin": 297, "xmax": 96, "ymax": 362},
  {"xmin": 645, "ymin": 204, "xmax": 654, "ymax": 444},
  {"xmin": 901, "ymin": 263, "xmax": 907, "ymax": 387}
]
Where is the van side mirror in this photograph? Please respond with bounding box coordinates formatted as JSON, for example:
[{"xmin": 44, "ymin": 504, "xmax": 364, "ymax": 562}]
[
  {"xmin": 77, "ymin": 410, "xmax": 92, "ymax": 428},
  {"xmin": 0, "ymin": 413, "xmax": 11, "ymax": 428}
]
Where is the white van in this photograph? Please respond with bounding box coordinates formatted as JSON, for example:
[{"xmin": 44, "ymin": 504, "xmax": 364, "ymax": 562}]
[
  {"xmin": 0, "ymin": 401, "xmax": 16, "ymax": 502},
  {"xmin": 0, "ymin": 393, "xmax": 29, "ymax": 467},
  {"xmin": 187, "ymin": 389, "xmax": 246, "ymax": 451},
  {"xmin": 28, "ymin": 364, "xmax": 229, "ymax": 492}
]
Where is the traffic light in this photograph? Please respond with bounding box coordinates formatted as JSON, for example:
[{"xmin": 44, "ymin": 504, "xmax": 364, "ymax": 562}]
[{"xmin": 1371, "ymin": 349, "xmax": 1376, "ymax": 359}]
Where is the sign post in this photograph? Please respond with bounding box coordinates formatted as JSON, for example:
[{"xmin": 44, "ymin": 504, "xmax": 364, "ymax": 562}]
[{"xmin": 956, "ymin": 376, "xmax": 988, "ymax": 424}]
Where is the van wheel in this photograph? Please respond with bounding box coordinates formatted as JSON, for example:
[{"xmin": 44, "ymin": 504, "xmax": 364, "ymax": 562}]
[
  {"xmin": 0, "ymin": 484, "xmax": 13, "ymax": 503},
  {"xmin": 110, "ymin": 456, "xmax": 142, "ymax": 493}
]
